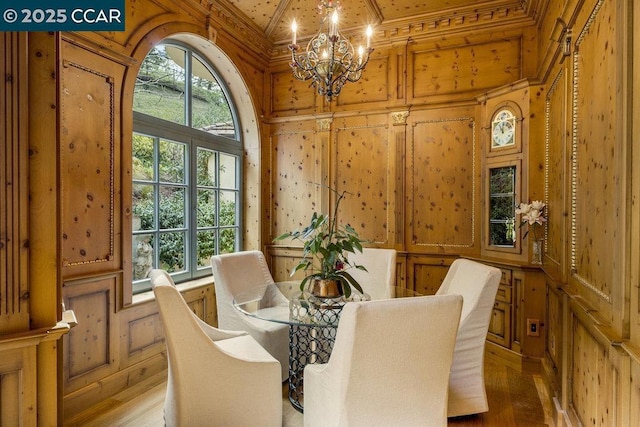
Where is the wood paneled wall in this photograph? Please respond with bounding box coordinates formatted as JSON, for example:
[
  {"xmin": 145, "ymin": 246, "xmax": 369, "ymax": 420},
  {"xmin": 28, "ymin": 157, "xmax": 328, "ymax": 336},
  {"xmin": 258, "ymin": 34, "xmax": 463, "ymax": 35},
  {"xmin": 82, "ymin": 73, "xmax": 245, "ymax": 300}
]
[
  {"xmin": 53, "ymin": 0, "xmax": 267, "ymax": 416},
  {"xmin": 2, "ymin": 0, "xmax": 640, "ymax": 424},
  {"xmin": 540, "ymin": 0, "xmax": 640, "ymax": 425},
  {"xmin": 0, "ymin": 0, "xmax": 270, "ymax": 421},
  {"xmin": 265, "ymin": 1, "xmax": 640, "ymax": 426},
  {"xmin": 265, "ymin": 12, "xmax": 544, "ymax": 367}
]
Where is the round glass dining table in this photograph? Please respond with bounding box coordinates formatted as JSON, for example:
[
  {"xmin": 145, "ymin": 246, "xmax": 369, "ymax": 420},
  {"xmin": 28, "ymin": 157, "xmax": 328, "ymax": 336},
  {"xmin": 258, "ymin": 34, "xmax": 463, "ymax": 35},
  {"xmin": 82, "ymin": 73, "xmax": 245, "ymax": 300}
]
[{"xmin": 233, "ymin": 282, "xmax": 422, "ymax": 412}]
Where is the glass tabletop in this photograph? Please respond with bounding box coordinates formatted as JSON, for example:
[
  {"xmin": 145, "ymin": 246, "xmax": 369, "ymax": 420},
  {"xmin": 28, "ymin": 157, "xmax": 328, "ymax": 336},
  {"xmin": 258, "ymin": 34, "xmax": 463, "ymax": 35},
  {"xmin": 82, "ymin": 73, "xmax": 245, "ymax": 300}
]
[{"xmin": 233, "ymin": 281, "xmax": 422, "ymax": 327}]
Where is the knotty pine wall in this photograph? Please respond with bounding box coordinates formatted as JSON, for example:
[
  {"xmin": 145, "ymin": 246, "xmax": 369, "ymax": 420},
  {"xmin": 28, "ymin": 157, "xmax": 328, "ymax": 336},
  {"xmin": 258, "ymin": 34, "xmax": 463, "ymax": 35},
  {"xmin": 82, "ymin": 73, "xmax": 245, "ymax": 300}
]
[
  {"xmin": 1, "ymin": 0, "xmax": 271, "ymax": 422},
  {"xmin": 264, "ymin": 1, "xmax": 640, "ymax": 426},
  {"xmin": 1, "ymin": 0, "xmax": 640, "ymax": 425},
  {"xmin": 540, "ymin": 1, "xmax": 640, "ymax": 425}
]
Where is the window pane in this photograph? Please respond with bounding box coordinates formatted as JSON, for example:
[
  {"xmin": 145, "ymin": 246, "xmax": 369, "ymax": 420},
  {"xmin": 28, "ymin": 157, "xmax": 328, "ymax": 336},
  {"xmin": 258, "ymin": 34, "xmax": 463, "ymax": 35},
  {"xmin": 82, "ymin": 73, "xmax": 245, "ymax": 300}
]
[
  {"xmin": 133, "ymin": 184, "xmax": 155, "ymax": 230},
  {"xmin": 219, "ymin": 228, "xmax": 236, "ymax": 254},
  {"xmin": 134, "ymin": 45, "xmax": 186, "ymax": 125},
  {"xmin": 490, "ymin": 196, "xmax": 515, "ymax": 220},
  {"xmin": 159, "ymin": 186, "xmax": 185, "ymax": 229},
  {"xmin": 219, "ymin": 153, "xmax": 237, "ymax": 189},
  {"xmin": 191, "ymin": 54, "xmax": 235, "ymax": 137},
  {"xmin": 133, "ymin": 234, "xmax": 155, "ymax": 280},
  {"xmin": 133, "ymin": 134, "xmax": 155, "ymax": 180},
  {"xmin": 489, "ymin": 166, "xmax": 515, "ymax": 193},
  {"xmin": 489, "ymin": 165, "xmax": 516, "ymax": 248},
  {"xmin": 489, "ymin": 222, "xmax": 515, "ymax": 247},
  {"xmin": 197, "ymin": 189, "xmax": 216, "ymax": 227},
  {"xmin": 159, "ymin": 232, "xmax": 186, "ymax": 273},
  {"xmin": 219, "ymin": 191, "xmax": 237, "ymax": 226},
  {"xmin": 197, "ymin": 230, "xmax": 216, "ymax": 268},
  {"xmin": 159, "ymin": 139, "xmax": 186, "ymax": 183},
  {"xmin": 197, "ymin": 147, "xmax": 216, "ymax": 186},
  {"xmin": 132, "ymin": 41, "xmax": 242, "ymax": 292}
]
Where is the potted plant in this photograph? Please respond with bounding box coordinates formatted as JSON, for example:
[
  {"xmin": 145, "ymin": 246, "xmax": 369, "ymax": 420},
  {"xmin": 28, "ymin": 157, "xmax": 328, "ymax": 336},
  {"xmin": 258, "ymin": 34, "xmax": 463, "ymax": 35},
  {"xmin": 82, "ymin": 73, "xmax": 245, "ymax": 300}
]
[{"xmin": 274, "ymin": 186, "xmax": 367, "ymax": 298}]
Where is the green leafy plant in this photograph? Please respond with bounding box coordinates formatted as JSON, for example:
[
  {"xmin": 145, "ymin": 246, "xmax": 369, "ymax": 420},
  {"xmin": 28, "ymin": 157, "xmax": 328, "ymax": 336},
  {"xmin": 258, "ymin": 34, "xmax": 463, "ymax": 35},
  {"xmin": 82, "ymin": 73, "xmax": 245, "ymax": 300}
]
[{"xmin": 274, "ymin": 187, "xmax": 366, "ymax": 298}]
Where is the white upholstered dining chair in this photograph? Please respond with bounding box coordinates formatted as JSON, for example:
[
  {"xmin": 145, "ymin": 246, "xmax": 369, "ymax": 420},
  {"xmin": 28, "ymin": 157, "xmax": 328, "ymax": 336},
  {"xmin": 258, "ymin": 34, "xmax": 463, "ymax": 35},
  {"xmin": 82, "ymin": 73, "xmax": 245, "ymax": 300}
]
[
  {"xmin": 150, "ymin": 269, "xmax": 282, "ymax": 427},
  {"xmin": 303, "ymin": 294, "xmax": 463, "ymax": 427},
  {"xmin": 346, "ymin": 248, "xmax": 397, "ymax": 300},
  {"xmin": 435, "ymin": 258, "xmax": 502, "ymax": 417},
  {"xmin": 210, "ymin": 250, "xmax": 290, "ymax": 381}
]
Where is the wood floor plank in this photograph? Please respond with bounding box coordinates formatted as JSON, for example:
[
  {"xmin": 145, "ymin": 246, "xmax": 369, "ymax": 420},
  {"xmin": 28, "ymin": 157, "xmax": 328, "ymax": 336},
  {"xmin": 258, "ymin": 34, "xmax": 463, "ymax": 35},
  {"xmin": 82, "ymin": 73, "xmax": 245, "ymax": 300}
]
[{"xmin": 65, "ymin": 355, "xmax": 554, "ymax": 426}]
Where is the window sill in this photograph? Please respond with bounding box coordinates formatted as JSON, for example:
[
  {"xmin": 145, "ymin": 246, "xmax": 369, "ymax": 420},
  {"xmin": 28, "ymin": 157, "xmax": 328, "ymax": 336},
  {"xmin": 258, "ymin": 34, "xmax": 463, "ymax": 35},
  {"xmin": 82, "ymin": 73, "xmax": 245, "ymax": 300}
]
[{"xmin": 131, "ymin": 275, "xmax": 215, "ymax": 306}]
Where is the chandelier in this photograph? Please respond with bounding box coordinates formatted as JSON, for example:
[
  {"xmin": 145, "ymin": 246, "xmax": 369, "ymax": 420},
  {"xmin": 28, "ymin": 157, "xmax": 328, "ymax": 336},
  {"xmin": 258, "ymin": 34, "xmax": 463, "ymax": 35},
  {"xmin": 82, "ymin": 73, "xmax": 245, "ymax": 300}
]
[{"xmin": 289, "ymin": 0, "xmax": 373, "ymax": 102}]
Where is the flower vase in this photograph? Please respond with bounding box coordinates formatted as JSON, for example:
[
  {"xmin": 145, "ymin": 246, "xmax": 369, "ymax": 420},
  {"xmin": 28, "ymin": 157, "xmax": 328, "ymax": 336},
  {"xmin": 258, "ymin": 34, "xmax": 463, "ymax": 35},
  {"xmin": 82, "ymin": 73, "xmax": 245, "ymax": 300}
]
[{"xmin": 531, "ymin": 239, "xmax": 544, "ymax": 265}]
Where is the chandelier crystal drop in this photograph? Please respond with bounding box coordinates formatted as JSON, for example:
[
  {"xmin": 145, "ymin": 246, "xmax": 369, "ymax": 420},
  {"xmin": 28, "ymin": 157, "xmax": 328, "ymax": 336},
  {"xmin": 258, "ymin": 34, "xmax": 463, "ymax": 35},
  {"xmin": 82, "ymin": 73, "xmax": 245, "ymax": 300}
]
[{"xmin": 289, "ymin": 0, "xmax": 373, "ymax": 102}]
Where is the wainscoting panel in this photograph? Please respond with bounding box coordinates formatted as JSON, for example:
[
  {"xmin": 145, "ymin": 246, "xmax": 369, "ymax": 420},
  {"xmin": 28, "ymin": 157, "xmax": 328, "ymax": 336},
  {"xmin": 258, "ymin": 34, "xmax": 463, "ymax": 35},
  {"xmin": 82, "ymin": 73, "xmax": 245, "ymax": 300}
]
[
  {"xmin": 63, "ymin": 274, "xmax": 118, "ymax": 392},
  {"xmin": 0, "ymin": 347, "xmax": 37, "ymax": 426},
  {"xmin": 567, "ymin": 296, "xmax": 632, "ymax": 426},
  {"xmin": 406, "ymin": 255, "xmax": 454, "ymax": 296}
]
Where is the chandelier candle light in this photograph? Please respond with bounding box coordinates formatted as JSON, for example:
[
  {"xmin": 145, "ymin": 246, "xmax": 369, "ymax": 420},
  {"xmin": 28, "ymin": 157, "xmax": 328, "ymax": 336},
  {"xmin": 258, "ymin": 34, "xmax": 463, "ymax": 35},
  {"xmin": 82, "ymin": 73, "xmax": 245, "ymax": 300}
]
[{"xmin": 289, "ymin": 0, "xmax": 373, "ymax": 102}]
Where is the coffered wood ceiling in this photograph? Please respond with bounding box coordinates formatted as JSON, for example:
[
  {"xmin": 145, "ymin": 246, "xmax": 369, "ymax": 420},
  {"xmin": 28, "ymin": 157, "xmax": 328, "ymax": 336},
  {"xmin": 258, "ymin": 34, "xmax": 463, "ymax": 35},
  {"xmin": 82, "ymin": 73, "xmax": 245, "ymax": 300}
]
[{"xmin": 216, "ymin": 0, "xmax": 541, "ymax": 49}]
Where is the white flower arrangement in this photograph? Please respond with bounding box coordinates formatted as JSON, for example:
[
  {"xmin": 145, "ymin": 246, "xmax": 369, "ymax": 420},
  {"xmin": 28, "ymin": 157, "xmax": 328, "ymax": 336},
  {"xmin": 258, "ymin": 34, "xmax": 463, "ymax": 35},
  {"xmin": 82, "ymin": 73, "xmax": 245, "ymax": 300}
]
[{"xmin": 515, "ymin": 200, "xmax": 546, "ymax": 239}]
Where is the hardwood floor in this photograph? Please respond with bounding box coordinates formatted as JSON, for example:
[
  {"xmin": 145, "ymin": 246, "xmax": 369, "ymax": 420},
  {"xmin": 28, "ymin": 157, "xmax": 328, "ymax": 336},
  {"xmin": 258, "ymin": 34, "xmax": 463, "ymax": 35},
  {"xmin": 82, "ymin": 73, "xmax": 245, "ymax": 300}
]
[{"xmin": 64, "ymin": 355, "xmax": 554, "ymax": 426}]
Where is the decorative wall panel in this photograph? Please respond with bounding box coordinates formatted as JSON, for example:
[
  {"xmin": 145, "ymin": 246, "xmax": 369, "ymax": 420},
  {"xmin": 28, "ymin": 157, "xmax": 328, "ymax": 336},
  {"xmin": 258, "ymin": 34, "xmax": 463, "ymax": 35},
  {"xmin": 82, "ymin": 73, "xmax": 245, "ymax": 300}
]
[
  {"xmin": 66, "ymin": 289, "xmax": 111, "ymax": 378},
  {"xmin": 407, "ymin": 256, "xmax": 452, "ymax": 296},
  {"xmin": 270, "ymin": 68, "xmax": 316, "ymax": 113},
  {"xmin": 0, "ymin": 33, "xmax": 29, "ymax": 333},
  {"xmin": 63, "ymin": 274, "xmax": 118, "ymax": 393},
  {"xmin": 546, "ymin": 284, "xmax": 563, "ymax": 373},
  {"xmin": 0, "ymin": 348, "xmax": 36, "ymax": 426},
  {"xmin": 128, "ymin": 313, "xmax": 163, "ymax": 354},
  {"xmin": 545, "ymin": 67, "xmax": 569, "ymax": 279},
  {"xmin": 60, "ymin": 60, "xmax": 115, "ymax": 267},
  {"xmin": 571, "ymin": 0, "xmax": 619, "ymax": 309},
  {"xmin": 411, "ymin": 38, "xmax": 521, "ymax": 98},
  {"xmin": 333, "ymin": 116, "xmax": 391, "ymax": 244},
  {"xmin": 269, "ymin": 122, "xmax": 320, "ymax": 239},
  {"xmin": 571, "ymin": 318, "xmax": 616, "ymax": 426},
  {"xmin": 336, "ymin": 55, "xmax": 390, "ymax": 106},
  {"xmin": 408, "ymin": 114, "xmax": 476, "ymax": 251}
]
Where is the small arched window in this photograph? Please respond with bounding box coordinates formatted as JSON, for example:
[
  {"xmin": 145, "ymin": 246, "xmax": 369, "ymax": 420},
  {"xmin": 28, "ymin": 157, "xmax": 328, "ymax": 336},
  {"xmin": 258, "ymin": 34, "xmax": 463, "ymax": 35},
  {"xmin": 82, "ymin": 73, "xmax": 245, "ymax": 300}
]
[{"xmin": 131, "ymin": 41, "xmax": 242, "ymax": 293}]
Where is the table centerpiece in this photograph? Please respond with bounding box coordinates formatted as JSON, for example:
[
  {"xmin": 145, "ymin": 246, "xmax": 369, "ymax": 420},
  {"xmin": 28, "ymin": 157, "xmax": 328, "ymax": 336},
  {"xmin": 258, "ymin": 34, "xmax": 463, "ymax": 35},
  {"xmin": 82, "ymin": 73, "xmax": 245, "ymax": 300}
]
[{"xmin": 274, "ymin": 186, "xmax": 367, "ymax": 299}]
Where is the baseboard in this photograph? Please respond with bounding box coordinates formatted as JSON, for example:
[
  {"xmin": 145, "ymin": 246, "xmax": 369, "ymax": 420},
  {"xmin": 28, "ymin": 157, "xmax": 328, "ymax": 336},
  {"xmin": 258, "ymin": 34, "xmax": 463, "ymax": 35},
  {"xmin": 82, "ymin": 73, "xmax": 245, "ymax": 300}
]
[
  {"xmin": 63, "ymin": 351, "xmax": 167, "ymax": 420},
  {"xmin": 485, "ymin": 341, "xmax": 542, "ymax": 373}
]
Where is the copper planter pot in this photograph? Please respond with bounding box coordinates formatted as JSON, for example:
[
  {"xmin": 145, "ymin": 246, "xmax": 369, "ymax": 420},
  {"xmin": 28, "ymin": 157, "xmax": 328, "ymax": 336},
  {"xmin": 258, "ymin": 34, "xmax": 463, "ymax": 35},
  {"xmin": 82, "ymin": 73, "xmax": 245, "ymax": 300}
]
[{"xmin": 310, "ymin": 278, "xmax": 343, "ymax": 298}]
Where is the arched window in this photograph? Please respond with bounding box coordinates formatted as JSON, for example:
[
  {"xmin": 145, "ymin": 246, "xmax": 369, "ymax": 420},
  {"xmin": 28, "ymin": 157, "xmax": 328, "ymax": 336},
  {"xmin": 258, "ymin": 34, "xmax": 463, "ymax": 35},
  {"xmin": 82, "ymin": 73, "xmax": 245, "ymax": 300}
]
[{"xmin": 131, "ymin": 41, "xmax": 242, "ymax": 293}]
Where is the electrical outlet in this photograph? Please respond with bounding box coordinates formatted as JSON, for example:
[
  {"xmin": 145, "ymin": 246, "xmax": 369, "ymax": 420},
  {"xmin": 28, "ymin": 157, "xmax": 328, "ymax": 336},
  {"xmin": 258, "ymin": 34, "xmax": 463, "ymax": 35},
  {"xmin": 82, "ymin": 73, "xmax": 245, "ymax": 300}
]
[{"xmin": 527, "ymin": 318, "xmax": 540, "ymax": 337}]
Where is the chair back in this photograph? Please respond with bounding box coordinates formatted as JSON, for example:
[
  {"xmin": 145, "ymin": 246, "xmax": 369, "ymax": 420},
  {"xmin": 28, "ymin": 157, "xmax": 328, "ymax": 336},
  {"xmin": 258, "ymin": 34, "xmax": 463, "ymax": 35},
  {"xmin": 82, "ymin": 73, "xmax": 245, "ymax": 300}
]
[
  {"xmin": 436, "ymin": 258, "xmax": 501, "ymax": 332},
  {"xmin": 304, "ymin": 294, "xmax": 463, "ymax": 426},
  {"xmin": 210, "ymin": 250, "xmax": 275, "ymax": 329},
  {"xmin": 347, "ymin": 248, "xmax": 397, "ymax": 299},
  {"xmin": 150, "ymin": 269, "xmax": 282, "ymax": 426},
  {"xmin": 210, "ymin": 251, "xmax": 290, "ymax": 381},
  {"xmin": 435, "ymin": 258, "xmax": 501, "ymax": 417}
]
